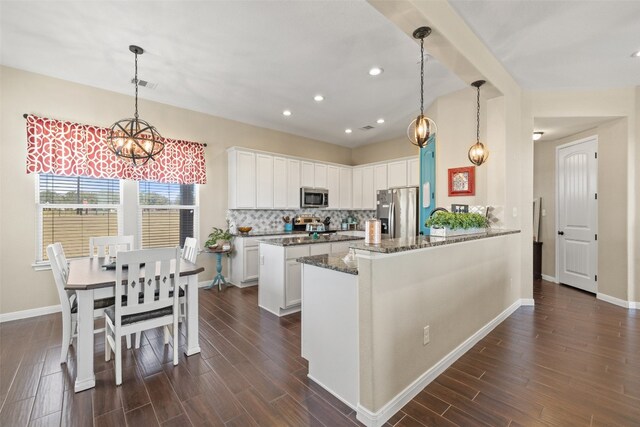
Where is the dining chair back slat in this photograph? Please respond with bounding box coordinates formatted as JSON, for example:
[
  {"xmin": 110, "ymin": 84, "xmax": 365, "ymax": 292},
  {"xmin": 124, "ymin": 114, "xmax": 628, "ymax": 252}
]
[
  {"xmin": 89, "ymin": 235, "xmax": 134, "ymax": 259},
  {"xmin": 47, "ymin": 243, "xmax": 73, "ymax": 314},
  {"xmin": 182, "ymin": 237, "xmax": 198, "ymax": 263}
]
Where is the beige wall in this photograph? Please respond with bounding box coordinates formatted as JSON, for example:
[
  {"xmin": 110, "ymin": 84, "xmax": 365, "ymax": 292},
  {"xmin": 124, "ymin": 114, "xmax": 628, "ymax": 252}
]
[
  {"xmin": 0, "ymin": 66, "xmax": 353, "ymax": 314},
  {"xmin": 533, "ymin": 120, "xmax": 628, "ymax": 301},
  {"xmin": 532, "ymin": 88, "xmax": 637, "ymax": 302},
  {"xmin": 357, "ymin": 233, "xmax": 521, "ymax": 412},
  {"xmin": 351, "ymin": 136, "xmax": 419, "ymax": 165}
]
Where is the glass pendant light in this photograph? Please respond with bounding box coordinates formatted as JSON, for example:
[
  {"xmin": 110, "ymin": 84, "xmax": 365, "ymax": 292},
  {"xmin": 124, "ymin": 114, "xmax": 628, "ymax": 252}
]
[
  {"xmin": 107, "ymin": 45, "xmax": 164, "ymax": 166},
  {"xmin": 407, "ymin": 26, "xmax": 437, "ymax": 148},
  {"xmin": 468, "ymin": 80, "xmax": 489, "ymax": 166}
]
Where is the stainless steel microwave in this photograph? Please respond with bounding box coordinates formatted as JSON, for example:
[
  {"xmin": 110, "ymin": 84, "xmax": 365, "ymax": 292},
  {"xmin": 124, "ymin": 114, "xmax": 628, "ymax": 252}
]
[{"xmin": 300, "ymin": 187, "xmax": 329, "ymax": 208}]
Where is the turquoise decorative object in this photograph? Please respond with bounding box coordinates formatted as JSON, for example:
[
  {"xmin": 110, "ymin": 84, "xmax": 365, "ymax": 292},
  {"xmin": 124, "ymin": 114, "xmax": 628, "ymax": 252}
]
[
  {"xmin": 419, "ymin": 133, "xmax": 436, "ymax": 235},
  {"xmin": 312, "ymin": 232, "xmax": 319, "ymax": 239},
  {"xmin": 284, "ymin": 223, "xmax": 293, "ymax": 231},
  {"xmin": 205, "ymin": 252, "xmax": 228, "ymax": 291}
]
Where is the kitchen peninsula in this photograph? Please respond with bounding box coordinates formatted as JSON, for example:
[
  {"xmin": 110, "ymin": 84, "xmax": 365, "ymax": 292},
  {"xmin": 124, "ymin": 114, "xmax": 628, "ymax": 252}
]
[
  {"xmin": 258, "ymin": 234, "xmax": 364, "ymax": 316},
  {"xmin": 297, "ymin": 229, "xmax": 524, "ymax": 427}
]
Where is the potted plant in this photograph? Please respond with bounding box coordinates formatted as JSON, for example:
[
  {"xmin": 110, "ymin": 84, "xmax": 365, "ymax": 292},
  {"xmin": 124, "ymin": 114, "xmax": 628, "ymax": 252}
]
[
  {"xmin": 205, "ymin": 226, "xmax": 234, "ymax": 250},
  {"xmin": 425, "ymin": 211, "xmax": 489, "ymax": 237}
]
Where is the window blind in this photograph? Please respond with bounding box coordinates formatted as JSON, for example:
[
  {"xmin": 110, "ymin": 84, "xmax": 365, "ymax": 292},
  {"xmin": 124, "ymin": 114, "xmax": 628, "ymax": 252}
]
[{"xmin": 38, "ymin": 174, "xmax": 121, "ymax": 260}]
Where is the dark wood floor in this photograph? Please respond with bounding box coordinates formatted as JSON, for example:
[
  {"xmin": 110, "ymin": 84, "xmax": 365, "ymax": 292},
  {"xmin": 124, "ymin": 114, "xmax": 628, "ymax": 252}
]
[{"xmin": 1, "ymin": 280, "xmax": 639, "ymax": 427}]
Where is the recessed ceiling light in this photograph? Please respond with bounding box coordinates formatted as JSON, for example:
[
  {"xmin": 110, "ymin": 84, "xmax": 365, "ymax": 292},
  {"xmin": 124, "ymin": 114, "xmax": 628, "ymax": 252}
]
[
  {"xmin": 376, "ymin": 118, "xmax": 385, "ymax": 124},
  {"xmin": 368, "ymin": 67, "xmax": 384, "ymax": 76},
  {"xmin": 314, "ymin": 95, "xmax": 324, "ymax": 102},
  {"xmin": 533, "ymin": 131, "xmax": 544, "ymax": 141},
  {"xmin": 632, "ymin": 50, "xmax": 640, "ymax": 58},
  {"xmin": 345, "ymin": 129, "xmax": 352, "ymax": 134},
  {"xmin": 282, "ymin": 110, "xmax": 292, "ymax": 116}
]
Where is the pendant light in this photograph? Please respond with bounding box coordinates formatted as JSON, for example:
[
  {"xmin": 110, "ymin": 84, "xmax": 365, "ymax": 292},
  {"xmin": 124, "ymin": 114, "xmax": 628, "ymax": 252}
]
[
  {"xmin": 468, "ymin": 80, "xmax": 489, "ymax": 166},
  {"xmin": 407, "ymin": 26, "xmax": 437, "ymax": 148},
  {"xmin": 107, "ymin": 45, "xmax": 164, "ymax": 166}
]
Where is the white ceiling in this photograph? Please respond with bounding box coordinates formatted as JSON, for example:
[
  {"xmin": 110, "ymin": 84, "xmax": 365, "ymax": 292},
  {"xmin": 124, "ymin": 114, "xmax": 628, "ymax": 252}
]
[
  {"xmin": 2, "ymin": 2, "xmax": 638, "ymax": 148},
  {"xmin": 449, "ymin": 0, "xmax": 640, "ymax": 90},
  {"xmin": 0, "ymin": 0, "xmax": 465, "ymax": 148}
]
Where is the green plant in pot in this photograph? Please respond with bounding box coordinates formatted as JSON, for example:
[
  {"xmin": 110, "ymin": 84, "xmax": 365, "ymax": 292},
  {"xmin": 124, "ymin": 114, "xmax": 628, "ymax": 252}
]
[
  {"xmin": 426, "ymin": 211, "xmax": 488, "ymax": 236},
  {"xmin": 205, "ymin": 227, "xmax": 233, "ymax": 250}
]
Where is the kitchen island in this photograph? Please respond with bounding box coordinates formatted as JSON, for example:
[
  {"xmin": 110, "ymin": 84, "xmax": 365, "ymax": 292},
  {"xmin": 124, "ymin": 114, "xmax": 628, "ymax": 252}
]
[
  {"xmin": 297, "ymin": 229, "xmax": 526, "ymax": 427},
  {"xmin": 258, "ymin": 234, "xmax": 364, "ymax": 316}
]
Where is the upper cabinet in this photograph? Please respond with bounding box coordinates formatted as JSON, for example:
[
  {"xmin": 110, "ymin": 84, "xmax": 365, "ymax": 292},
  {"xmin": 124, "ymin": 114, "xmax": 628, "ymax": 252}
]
[
  {"xmin": 327, "ymin": 165, "xmax": 340, "ymax": 210},
  {"xmin": 228, "ymin": 147, "xmax": 418, "ymax": 211},
  {"xmin": 256, "ymin": 154, "xmax": 274, "ymax": 209},
  {"xmin": 314, "ymin": 164, "xmax": 328, "ymax": 189},
  {"xmin": 301, "ymin": 161, "xmax": 314, "ymax": 188},
  {"xmin": 228, "ymin": 149, "xmax": 256, "ymax": 209},
  {"xmin": 387, "ymin": 160, "xmax": 408, "ymax": 188}
]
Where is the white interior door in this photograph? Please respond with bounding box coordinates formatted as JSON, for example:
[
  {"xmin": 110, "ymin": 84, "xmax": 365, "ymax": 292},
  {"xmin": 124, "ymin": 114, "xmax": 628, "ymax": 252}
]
[{"xmin": 557, "ymin": 137, "xmax": 598, "ymax": 293}]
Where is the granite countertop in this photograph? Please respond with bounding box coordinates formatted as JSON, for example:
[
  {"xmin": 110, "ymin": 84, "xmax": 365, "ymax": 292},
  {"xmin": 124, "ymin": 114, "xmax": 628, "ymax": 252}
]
[
  {"xmin": 259, "ymin": 234, "xmax": 365, "ymax": 246},
  {"xmin": 349, "ymin": 229, "xmax": 521, "ymax": 254},
  {"xmin": 232, "ymin": 229, "xmax": 307, "ymax": 237},
  {"xmin": 296, "ymin": 253, "xmax": 358, "ymax": 275}
]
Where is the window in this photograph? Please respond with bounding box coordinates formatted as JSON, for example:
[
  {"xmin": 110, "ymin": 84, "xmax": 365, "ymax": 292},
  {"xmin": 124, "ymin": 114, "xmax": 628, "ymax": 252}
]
[
  {"xmin": 37, "ymin": 174, "xmax": 122, "ymax": 261},
  {"xmin": 138, "ymin": 182, "xmax": 198, "ymax": 249}
]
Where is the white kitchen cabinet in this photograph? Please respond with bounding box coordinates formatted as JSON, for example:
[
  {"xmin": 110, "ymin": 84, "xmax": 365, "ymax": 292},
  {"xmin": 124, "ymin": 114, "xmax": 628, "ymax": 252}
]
[
  {"xmin": 330, "ymin": 241, "xmax": 352, "ymax": 254},
  {"xmin": 361, "ymin": 166, "xmax": 375, "ymax": 209},
  {"xmin": 374, "ymin": 164, "xmax": 388, "ymax": 191},
  {"xmin": 314, "ymin": 163, "xmax": 328, "ymax": 189},
  {"xmin": 256, "ymin": 154, "xmax": 274, "ymax": 208},
  {"xmin": 352, "ymin": 168, "xmax": 363, "ymax": 209},
  {"xmin": 228, "ymin": 149, "xmax": 256, "ymax": 209},
  {"xmin": 309, "ymin": 243, "xmax": 331, "ymax": 256},
  {"xmin": 287, "ymin": 159, "xmax": 301, "ymax": 209},
  {"xmin": 230, "ymin": 236, "xmax": 263, "ymax": 286},
  {"xmin": 387, "ymin": 160, "xmax": 408, "ymax": 188},
  {"xmin": 273, "ymin": 156, "xmax": 288, "ymax": 208},
  {"xmin": 339, "ymin": 167, "xmax": 352, "ymax": 209},
  {"xmin": 301, "ymin": 161, "xmax": 314, "ymax": 187},
  {"xmin": 285, "ymin": 260, "xmax": 302, "ymax": 307},
  {"xmin": 327, "ymin": 165, "xmax": 340, "ymax": 209},
  {"xmin": 408, "ymin": 157, "xmax": 420, "ymax": 187}
]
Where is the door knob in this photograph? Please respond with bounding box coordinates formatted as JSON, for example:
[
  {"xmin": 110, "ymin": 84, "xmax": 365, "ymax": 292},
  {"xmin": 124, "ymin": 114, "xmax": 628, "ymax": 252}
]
[{"xmin": 558, "ymin": 231, "xmax": 564, "ymax": 236}]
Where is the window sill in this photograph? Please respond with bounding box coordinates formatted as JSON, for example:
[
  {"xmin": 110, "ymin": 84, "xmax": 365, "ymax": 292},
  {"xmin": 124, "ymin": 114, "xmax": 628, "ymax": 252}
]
[{"xmin": 32, "ymin": 261, "xmax": 52, "ymax": 271}]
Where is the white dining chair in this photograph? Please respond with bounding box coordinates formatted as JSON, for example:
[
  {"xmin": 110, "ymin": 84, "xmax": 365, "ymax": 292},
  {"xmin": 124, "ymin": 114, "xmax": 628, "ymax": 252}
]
[
  {"xmin": 105, "ymin": 247, "xmax": 181, "ymax": 385},
  {"xmin": 182, "ymin": 237, "xmax": 198, "ymax": 263},
  {"xmin": 89, "ymin": 235, "xmax": 134, "ymax": 259},
  {"xmin": 47, "ymin": 243, "xmax": 129, "ymax": 364}
]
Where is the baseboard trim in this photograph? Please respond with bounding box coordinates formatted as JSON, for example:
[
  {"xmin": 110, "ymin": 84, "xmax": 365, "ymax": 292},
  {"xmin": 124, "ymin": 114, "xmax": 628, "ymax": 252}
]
[
  {"xmin": 541, "ymin": 274, "xmax": 558, "ymax": 283},
  {"xmin": 597, "ymin": 293, "xmax": 638, "ymax": 309},
  {"xmin": 356, "ymin": 298, "xmax": 525, "ymax": 427},
  {"xmin": 0, "ymin": 304, "xmax": 62, "ymax": 323},
  {"xmin": 520, "ymin": 298, "xmax": 535, "ymax": 306},
  {"xmin": 307, "ymin": 373, "xmax": 356, "ymax": 411}
]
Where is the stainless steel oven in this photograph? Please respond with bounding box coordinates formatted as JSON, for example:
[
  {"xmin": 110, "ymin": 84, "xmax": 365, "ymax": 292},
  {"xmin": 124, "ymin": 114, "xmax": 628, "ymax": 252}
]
[{"xmin": 300, "ymin": 187, "xmax": 329, "ymax": 208}]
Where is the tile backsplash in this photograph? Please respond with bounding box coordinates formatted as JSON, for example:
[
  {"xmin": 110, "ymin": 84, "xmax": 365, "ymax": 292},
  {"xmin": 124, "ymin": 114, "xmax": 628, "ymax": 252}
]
[{"xmin": 227, "ymin": 209, "xmax": 376, "ymax": 232}]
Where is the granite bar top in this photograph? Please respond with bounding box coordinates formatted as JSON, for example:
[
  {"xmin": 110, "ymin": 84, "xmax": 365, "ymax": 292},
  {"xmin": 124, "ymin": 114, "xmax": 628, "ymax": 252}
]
[
  {"xmin": 260, "ymin": 234, "xmax": 365, "ymax": 246},
  {"xmin": 349, "ymin": 229, "xmax": 521, "ymax": 254},
  {"xmin": 232, "ymin": 229, "xmax": 307, "ymax": 237},
  {"xmin": 296, "ymin": 253, "xmax": 358, "ymax": 275}
]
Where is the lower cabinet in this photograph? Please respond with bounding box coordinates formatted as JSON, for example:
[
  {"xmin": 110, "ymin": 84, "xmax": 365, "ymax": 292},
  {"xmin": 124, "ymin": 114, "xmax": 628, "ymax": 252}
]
[
  {"xmin": 285, "ymin": 260, "xmax": 302, "ymax": 307},
  {"xmin": 229, "ymin": 236, "xmax": 264, "ymax": 287},
  {"xmin": 258, "ymin": 240, "xmax": 359, "ymax": 316}
]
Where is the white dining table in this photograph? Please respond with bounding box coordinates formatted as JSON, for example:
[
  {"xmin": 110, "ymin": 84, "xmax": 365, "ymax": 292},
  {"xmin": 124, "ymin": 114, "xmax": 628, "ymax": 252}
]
[{"xmin": 65, "ymin": 257, "xmax": 203, "ymax": 392}]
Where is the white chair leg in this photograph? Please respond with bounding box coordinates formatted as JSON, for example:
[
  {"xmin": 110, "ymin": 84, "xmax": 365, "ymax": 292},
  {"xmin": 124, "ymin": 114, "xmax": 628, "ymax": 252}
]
[
  {"xmin": 135, "ymin": 332, "xmax": 141, "ymax": 349},
  {"xmin": 60, "ymin": 311, "xmax": 72, "ymax": 364},
  {"xmin": 115, "ymin": 335, "xmax": 122, "ymax": 386},
  {"xmin": 126, "ymin": 334, "xmax": 132, "ymax": 349},
  {"xmin": 173, "ymin": 320, "xmax": 178, "ymax": 366},
  {"xmin": 104, "ymin": 326, "xmax": 111, "ymax": 362},
  {"xmin": 163, "ymin": 326, "xmax": 170, "ymax": 345}
]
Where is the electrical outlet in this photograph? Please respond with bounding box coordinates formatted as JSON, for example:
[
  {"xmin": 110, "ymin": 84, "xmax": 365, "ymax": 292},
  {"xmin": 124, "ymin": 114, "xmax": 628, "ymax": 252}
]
[
  {"xmin": 541, "ymin": 209, "xmax": 547, "ymax": 217},
  {"xmin": 512, "ymin": 207, "xmax": 518, "ymax": 217},
  {"xmin": 423, "ymin": 325, "xmax": 430, "ymax": 345},
  {"xmin": 260, "ymin": 255, "xmax": 264, "ymax": 265}
]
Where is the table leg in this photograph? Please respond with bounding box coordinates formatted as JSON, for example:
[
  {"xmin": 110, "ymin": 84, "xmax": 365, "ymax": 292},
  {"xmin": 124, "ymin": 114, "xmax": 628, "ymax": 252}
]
[
  {"xmin": 74, "ymin": 289, "xmax": 95, "ymax": 392},
  {"xmin": 205, "ymin": 253, "xmax": 226, "ymax": 290},
  {"xmin": 185, "ymin": 274, "xmax": 201, "ymax": 356}
]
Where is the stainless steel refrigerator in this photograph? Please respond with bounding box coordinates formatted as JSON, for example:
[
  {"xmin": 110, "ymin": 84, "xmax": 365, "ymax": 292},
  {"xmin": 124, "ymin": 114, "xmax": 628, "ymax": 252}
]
[{"xmin": 376, "ymin": 186, "xmax": 419, "ymax": 239}]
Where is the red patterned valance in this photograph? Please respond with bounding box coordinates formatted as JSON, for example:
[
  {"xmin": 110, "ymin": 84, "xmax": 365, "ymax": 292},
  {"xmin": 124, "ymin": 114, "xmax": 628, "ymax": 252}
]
[{"xmin": 26, "ymin": 115, "xmax": 207, "ymax": 184}]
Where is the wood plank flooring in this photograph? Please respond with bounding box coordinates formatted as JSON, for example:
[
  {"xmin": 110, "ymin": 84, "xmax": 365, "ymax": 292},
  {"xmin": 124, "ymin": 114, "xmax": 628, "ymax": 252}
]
[{"xmin": 1, "ymin": 279, "xmax": 638, "ymax": 426}]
